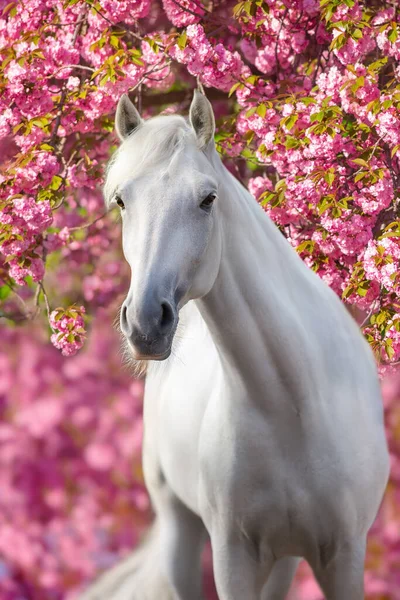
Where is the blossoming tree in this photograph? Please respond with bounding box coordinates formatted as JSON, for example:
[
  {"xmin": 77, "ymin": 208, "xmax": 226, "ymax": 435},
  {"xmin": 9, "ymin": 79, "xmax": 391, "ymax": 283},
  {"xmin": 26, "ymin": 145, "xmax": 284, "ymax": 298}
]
[{"xmin": 1, "ymin": 0, "xmax": 400, "ymax": 598}]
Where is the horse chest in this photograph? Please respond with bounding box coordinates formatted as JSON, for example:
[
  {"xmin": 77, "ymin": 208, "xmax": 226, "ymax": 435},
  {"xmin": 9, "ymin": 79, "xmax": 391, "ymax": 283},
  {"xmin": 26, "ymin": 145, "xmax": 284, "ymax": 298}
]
[
  {"xmin": 198, "ymin": 392, "xmax": 352, "ymax": 550},
  {"xmin": 199, "ymin": 398, "xmax": 290, "ymax": 511}
]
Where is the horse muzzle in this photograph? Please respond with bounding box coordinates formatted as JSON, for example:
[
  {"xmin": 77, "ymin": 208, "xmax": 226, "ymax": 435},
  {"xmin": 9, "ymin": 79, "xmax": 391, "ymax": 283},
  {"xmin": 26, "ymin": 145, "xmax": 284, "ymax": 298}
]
[{"xmin": 120, "ymin": 296, "xmax": 177, "ymax": 360}]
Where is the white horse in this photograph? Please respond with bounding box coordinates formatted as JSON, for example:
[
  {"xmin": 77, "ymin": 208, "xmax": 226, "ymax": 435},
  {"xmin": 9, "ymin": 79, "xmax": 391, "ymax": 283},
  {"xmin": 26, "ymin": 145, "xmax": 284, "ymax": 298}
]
[{"xmin": 82, "ymin": 91, "xmax": 389, "ymax": 600}]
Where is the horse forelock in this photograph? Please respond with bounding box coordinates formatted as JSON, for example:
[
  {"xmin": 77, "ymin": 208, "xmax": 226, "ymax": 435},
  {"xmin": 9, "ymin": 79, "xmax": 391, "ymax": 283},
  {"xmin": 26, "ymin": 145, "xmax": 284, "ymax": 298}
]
[{"xmin": 104, "ymin": 115, "xmax": 194, "ymax": 206}]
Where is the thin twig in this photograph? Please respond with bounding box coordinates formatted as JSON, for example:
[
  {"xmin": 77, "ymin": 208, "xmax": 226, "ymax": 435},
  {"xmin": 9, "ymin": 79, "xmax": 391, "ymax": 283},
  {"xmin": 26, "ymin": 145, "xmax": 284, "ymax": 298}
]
[
  {"xmin": 39, "ymin": 282, "xmax": 52, "ymax": 322},
  {"xmin": 4, "ymin": 283, "xmax": 29, "ymax": 313},
  {"xmin": 360, "ymin": 299, "xmax": 380, "ymax": 328},
  {"xmin": 68, "ymin": 211, "xmax": 110, "ymax": 231},
  {"xmin": 169, "ymin": 0, "xmax": 208, "ymax": 18},
  {"xmin": 53, "ymin": 17, "xmax": 86, "ymax": 28},
  {"xmin": 46, "ymin": 64, "xmax": 94, "ymax": 79}
]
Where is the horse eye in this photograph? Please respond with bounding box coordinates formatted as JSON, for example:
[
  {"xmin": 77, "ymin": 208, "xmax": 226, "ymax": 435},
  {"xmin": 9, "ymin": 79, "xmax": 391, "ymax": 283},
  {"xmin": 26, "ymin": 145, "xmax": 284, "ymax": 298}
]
[
  {"xmin": 115, "ymin": 196, "xmax": 125, "ymax": 209},
  {"xmin": 200, "ymin": 193, "xmax": 216, "ymax": 211}
]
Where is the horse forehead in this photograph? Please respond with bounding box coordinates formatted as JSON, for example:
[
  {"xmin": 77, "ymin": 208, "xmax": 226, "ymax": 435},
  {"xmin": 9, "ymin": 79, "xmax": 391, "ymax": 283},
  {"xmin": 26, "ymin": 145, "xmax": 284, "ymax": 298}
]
[
  {"xmin": 134, "ymin": 161, "xmax": 208, "ymax": 198},
  {"xmin": 105, "ymin": 137, "xmax": 214, "ymax": 206}
]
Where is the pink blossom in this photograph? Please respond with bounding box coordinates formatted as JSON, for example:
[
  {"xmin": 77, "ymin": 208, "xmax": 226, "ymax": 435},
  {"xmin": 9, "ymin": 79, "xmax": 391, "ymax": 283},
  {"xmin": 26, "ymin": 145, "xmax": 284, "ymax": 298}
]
[
  {"xmin": 248, "ymin": 176, "xmax": 273, "ymax": 200},
  {"xmin": 85, "ymin": 443, "xmax": 116, "ymax": 470},
  {"xmin": 8, "ymin": 256, "xmax": 45, "ymax": 284},
  {"xmin": 50, "ymin": 306, "xmax": 87, "ymax": 356},
  {"xmin": 170, "ymin": 24, "xmax": 245, "ymax": 92},
  {"xmin": 162, "ymin": 0, "xmax": 204, "ymax": 26},
  {"xmin": 364, "ymin": 239, "xmax": 400, "ymax": 293}
]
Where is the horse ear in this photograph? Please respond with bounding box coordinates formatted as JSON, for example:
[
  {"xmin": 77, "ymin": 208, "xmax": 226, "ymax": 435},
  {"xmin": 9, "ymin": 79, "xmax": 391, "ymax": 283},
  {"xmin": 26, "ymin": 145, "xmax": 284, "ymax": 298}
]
[
  {"xmin": 115, "ymin": 94, "xmax": 143, "ymax": 141},
  {"xmin": 189, "ymin": 90, "xmax": 215, "ymax": 150}
]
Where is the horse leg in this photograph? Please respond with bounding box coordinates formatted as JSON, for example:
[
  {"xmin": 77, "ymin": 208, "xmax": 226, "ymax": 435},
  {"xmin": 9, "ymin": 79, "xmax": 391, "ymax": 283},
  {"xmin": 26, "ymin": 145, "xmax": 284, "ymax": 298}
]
[
  {"xmin": 211, "ymin": 531, "xmax": 273, "ymax": 600},
  {"xmin": 311, "ymin": 538, "xmax": 366, "ymax": 600},
  {"xmin": 261, "ymin": 557, "xmax": 300, "ymax": 600},
  {"xmin": 157, "ymin": 494, "xmax": 207, "ymax": 600},
  {"xmin": 80, "ymin": 492, "xmax": 206, "ymax": 600}
]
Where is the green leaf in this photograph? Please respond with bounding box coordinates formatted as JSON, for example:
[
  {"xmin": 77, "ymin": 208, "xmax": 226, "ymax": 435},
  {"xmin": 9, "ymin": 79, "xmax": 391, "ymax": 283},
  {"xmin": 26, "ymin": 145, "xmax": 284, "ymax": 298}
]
[
  {"xmin": 376, "ymin": 312, "xmax": 386, "ymax": 326},
  {"xmin": 330, "ymin": 33, "xmax": 346, "ymax": 50},
  {"xmin": 325, "ymin": 126, "xmax": 336, "ymax": 138},
  {"xmin": 50, "ymin": 175, "xmax": 63, "ymax": 190},
  {"xmin": 257, "ymin": 0, "xmax": 269, "ymax": 14},
  {"xmin": 318, "ymin": 197, "xmax": 333, "ymax": 215},
  {"xmin": 367, "ymin": 57, "xmax": 388, "ymax": 74},
  {"xmin": 354, "ymin": 172, "xmax": 366, "ymax": 183},
  {"xmin": 131, "ymin": 55, "xmax": 144, "ymax": 66},
  {"xmin": 0, "ymin": 285, "xmax": 11, "ymax": 301},
  {"xmin": 301, "ymin": 96, "xmax": 316, "ymax": 106},
  {"xmin": 357, "ymin": 287, "xmax": 368, "ymax": 297},
  {"xmin": 385, "ymin": 340, "xmax": 395, "ymax": 360},
  {"xmin": 233, "ymin": 1, "xmax": 245, "ymax": 17},
  {"xmin": 228, "ymin": 82, "xmax": 241, "ymax": 97},
  {"xmin": 391, "ymin": 144, "xmax": 400, "ymax": 158},
  {"xmin": 31, "ymin": 117, "xmax": 49, "ymax": 129},
  {"xmin": 310, "ymin": 111, "xmax": 324, "ymax": 123},
  {"xmin": 381, "ymin": 231, "xmax": 400, "ymax": 239},
  {"xmin": 338, "ymin": 196, "xmax": 351, "ymax": 209},
  {"xmin": 275, "ymin": 179, "xmax": 286, "ymax": 192},
  {"xmin": 12, "ymin": 122, "xmax": 25, "ymax": 134},
  {"xmin": 2, "ymin": 2, "xmax": 16, "ymax": 15},
  {"xmin": 246, "ymin": 75, "xmax": 259, "ymax": 85},
  {"xmin": 110, "ymin": 35, "xmax": 119, "ymax": 49},
  {"xmin": 325, "ymin": 171, "xmax": 335, "ymax": 186},
  {"xmin": 260, "ymin": 192, "xmax": 276, "ymax": 206},
  {"xmin": 256, "ymin": 103, "xmax": 267, "ymax": 118},
  {"xmin": 296, "ymin": 240, "xmax": 315, "ymax": 253},
  {"xmin": 177, "ymin": 31, "xmax": 187, "ymax": 50},
  {"xmin": 285, "ymin": 114, "xmax": 298, "ymax": 130},
  {"xmin": 245, "ymin": 106, "xmax": 257, "ymax": 117},
  {"xmin": 351, "ymin": 158, "xmax": 369, "ymax": 168},
  {"xmin": 351, "ymin": 75, "xmax": 365, "ymax": 93},
  {"xmin": 342, "ymin": 285, "xmax": 353, "ymax": 299},
  {"xmin": 388, "ymin": 26, "xmax": 398, "ymax": 44},
  {"xmin": 285, "ymin": 136, "xmax": 300, "ymax": 149}
]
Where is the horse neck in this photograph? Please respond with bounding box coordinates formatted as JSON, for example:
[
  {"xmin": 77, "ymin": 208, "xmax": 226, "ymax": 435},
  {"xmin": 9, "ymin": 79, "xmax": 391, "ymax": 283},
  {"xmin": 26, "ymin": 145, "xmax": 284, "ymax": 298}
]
[{"xmin": 195, "ymin": 152, "xmax": 310, "ymax": 393}]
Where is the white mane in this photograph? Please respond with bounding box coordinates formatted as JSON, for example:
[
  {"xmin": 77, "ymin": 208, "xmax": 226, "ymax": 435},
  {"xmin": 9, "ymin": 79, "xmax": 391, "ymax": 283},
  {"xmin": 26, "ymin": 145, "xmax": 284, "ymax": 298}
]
[{"xmin": 104, "ymin": 115, "xmax": 195, "ymax": 206}]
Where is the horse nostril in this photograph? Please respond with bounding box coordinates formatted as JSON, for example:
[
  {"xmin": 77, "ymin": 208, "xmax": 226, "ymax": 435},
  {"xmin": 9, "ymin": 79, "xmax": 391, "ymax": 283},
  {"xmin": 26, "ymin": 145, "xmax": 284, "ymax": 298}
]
[
  {"xmin": 160, "ymin": 302, "xmax": 174, "ymax": 333},
  {"xmin": 120, "ymin": 304, "xmax": 130, "ymax": 335}
]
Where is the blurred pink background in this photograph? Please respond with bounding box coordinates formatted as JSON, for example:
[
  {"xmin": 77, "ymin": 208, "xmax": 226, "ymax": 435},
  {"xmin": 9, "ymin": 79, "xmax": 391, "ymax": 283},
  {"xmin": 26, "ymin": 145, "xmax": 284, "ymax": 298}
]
[{"xmin": 1, "ymin": 312, "xmax": 399, "ymax": 599}]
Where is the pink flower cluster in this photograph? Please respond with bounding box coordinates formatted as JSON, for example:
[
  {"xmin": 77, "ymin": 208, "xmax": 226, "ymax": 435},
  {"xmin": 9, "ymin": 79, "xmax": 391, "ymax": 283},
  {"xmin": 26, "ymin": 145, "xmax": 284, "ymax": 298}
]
[
  {"xmin": 0, "ymin": 195, "xmax": 53, "ymax": 284},
  {"xmin": 162, "ymin": 0, "xmax": 204, "ymax": 26},
  {"xmin": 226, "ymin": 0, "xmax": 400, "ymax": 363},
  {"xmin": 50, "ymin": 306, "xmax": 87, "ymax": 357},
  {"xmin": 170, "ymin": 24, "xmax": 245, "ymax": 92},
  {"xmin": 364, "ymin": 239, "xmax": 400, "ymax": 294}
]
